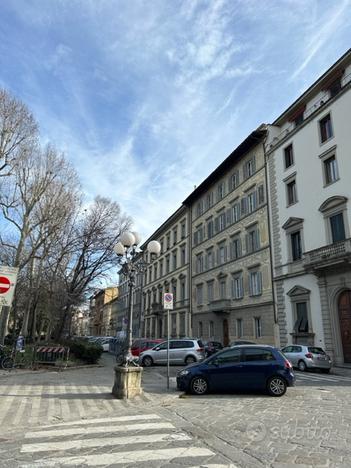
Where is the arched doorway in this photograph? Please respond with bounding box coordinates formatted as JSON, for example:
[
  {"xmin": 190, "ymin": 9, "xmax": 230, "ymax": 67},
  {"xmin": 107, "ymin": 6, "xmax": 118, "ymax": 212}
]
[
  {"xmin": 338, "ymin": 290, "xmax": 351, "ymax": 363},
  {"xmin": 223, "ymin": 319, "xmax": 229, "ymax": 347}
]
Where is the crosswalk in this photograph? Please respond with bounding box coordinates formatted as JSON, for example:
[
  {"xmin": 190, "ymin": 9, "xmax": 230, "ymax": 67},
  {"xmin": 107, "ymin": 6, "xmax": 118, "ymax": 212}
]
[
  {"xmin": 18, "ymin": 413, "xmax": 232, "ymax": 467},
  {"xmin": 295, "ymin": 371, "xmax": 351, "ymax": 386}
]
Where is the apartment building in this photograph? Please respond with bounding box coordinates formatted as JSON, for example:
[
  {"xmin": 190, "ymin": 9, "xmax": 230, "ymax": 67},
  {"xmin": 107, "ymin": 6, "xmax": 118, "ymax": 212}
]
[
  {"xmin": 142, "ymin": 206, "xmax": 191, "ymax": 339},
  {"xmin": 89, "ymin": 287, "xmax": 118, "ymax": 336},
  {"xmin": 266, "ymin": 49, "xmax": 351, "ymax": 364},
  {"xmin": 183, "ymin": 127, "xmax": 276, "ymax": 346},
  {"xmin": 115, "ymin": 268, "xmax": 143, "ymax": 338}
]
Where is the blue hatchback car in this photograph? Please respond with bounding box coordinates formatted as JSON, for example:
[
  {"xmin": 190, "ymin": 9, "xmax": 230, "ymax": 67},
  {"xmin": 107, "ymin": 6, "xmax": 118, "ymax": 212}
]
[{"xmin": 177, "ymin": 345, "xmax": 295, "ymax": 397}]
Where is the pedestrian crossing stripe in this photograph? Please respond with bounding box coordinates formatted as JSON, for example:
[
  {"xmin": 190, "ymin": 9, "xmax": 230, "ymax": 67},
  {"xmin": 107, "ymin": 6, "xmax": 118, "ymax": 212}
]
[
  {"xmin": 20, "ymin": 413, "xmax": 220, "ymax": 467},
  {"xmin": 20, "ymin": 447, "xmax": 216, "ymax": 466},
  {"xmin": 296, "ymin": 373, "xmax": 351, "ymax": 382}
]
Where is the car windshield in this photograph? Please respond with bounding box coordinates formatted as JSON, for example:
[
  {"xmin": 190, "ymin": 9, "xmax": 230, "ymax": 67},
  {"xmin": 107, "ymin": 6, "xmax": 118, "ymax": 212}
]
[{"xmin": 308, "ymin": 347, "xmax": 326, "ymax": 355}]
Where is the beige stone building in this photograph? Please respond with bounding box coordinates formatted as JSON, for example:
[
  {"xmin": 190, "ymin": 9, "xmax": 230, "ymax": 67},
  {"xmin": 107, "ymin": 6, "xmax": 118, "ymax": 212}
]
[
  {"xmin": 89, "ymin": 287, "xmax": 118, "ymax": 336},
  {"xmin": 143, "ymin": 206, "xmax": 191, "ymax": 339},
  {"xmin": 183, "ymin": 126, "xmax": 277, "ymax": 346}
]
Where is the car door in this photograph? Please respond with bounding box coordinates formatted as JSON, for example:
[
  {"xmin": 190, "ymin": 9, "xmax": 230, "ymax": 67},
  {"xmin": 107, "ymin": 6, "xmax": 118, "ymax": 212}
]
[
  {"xmin": 281, "ymin": 346, "xmax": 294, "ymax": 365},
  {"xmin": 170, "ymin": 340, "xmax": 185, "ymax": 363},
  {"xmin": 290, "ymin": 345, "xmax": 303, "ymax": 366},
  {"xmin": 241, "ymin": 348, "xmax": 278, "ymax": 390},
  {"xmin": 152, "ymin": 342, "xmax": 168, "ymax": 363},
  {"xmin": 205, "ymin": 347, "xmax": 244, "ymax": 392}
]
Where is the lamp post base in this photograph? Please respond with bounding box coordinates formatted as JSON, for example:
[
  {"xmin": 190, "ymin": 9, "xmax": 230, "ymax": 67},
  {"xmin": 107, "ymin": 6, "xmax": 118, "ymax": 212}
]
[{"xmin": 112, "ymin": 365, "xmax": 143, "ymax": 399}]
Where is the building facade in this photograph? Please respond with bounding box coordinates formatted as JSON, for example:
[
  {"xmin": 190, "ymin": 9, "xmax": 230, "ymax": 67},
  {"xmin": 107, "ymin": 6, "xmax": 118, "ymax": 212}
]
[
  {"xmin": 142, "ymin": 206, "xmax": 191, "ymax": 339},
  {"xmin": 183, "ymin": 127, "xmax": 276, "ymax": 346},
  {"xmin": 89, "ymin": 287, "xmax": 118, "ymax": 336},
  {"xmin": 266, "ymin": 49, "xmax": 351, "ymax": 364}
]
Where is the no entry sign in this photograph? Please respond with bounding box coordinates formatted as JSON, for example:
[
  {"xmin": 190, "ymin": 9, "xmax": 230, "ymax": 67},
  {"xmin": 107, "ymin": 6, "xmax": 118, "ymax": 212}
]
[{"xmin": 0, "ymin": 266, "xmax": 18, "ymax": 307}]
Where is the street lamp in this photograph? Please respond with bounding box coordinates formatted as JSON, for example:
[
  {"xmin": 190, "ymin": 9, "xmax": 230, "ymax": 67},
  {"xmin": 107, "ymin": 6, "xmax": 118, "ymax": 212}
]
[{"xmin": 112, "ymin": 231, "xmax": 160, "ymax": 399}]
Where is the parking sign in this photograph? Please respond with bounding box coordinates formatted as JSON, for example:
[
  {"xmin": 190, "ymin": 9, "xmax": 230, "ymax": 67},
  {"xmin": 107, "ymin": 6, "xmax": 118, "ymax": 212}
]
[{"xmin": 163, "ymin": 293, "xmax": 173, "ymax": 310}]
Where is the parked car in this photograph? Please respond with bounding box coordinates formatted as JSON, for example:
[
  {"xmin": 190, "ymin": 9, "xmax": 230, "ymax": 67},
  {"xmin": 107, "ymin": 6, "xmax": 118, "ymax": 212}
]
[
  {"xmin": 139, "ymin": 339, "xmax": 205, "ymax": 367},
  {"xmin": 230, "ymin": 340, "xmax": 256, "ymax": 346},
  {"xmin": 131, "ymin": 339, "xmax": 163, "ymax": 357},
  {"xmin": 203, "ymin": 341, "xmax": 223, "ymax": 357},
  {"xmin": 281, "ymin": 345, "xmax": 332, "ymax": 373},
  {"xmin": 177, "ymin": 345, "xmax": 295, "ymax": 397}
]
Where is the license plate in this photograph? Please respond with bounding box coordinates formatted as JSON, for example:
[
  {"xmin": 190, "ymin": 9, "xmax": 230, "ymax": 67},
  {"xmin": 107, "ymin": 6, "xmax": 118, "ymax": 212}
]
[{"xmin": 317, "ymin": 356, "xmax": 327, "ymax": 360}]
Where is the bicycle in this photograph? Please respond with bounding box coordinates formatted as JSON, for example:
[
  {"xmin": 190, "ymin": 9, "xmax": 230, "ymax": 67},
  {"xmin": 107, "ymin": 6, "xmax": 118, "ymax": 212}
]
[{"xmin": 0, "ymin": 345, "xmax": 15, "ymax": 370}]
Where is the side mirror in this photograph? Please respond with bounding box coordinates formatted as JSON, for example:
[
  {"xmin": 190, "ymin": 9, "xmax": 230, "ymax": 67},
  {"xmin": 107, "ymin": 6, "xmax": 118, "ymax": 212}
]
[
  {"xmin": 209, "ymin": 359, "xmax": 219, "ymax": 367},
  {"xmin": 155, "ymin": 347, "xmax": 160, "ymax": 351}
]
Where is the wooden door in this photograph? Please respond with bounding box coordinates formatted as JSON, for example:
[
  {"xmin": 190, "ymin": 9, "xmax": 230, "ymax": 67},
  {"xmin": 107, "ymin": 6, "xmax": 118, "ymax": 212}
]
[
  {"xmin": 338, "ymin": 291, "xmax": 351, "ymax": 363},
  {"xmin": 223, "ymin": 319, "xmax": 229, "ymax": 347}
]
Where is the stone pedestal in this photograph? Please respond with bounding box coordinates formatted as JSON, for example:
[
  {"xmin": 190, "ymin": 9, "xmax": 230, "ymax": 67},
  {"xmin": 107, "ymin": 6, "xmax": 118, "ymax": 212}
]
[{"xmin": 112, "ymin": 365, "xmax": 143, "ymax": 399}]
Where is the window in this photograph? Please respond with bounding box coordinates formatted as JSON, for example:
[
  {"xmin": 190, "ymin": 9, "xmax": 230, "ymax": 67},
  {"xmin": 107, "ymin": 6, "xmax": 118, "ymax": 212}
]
[
  {"xmin": 160, "ymin": 240, "xmax": 164, "ymax": 253},
  {"xmin": 243, "ymin": 157, "xmax": 256, "ymax": 179},
  {"xmin": 294, "ymin": 302, "xmax": 308, "ymax": 332},
  {"xmin": 247, "ymin": 191, "xmax": 257, "ymax": 213},
  {"xmin": 196, "ymin": 284, "xmax": 203, "ymax": 305},
  {"xmin": 180, "ymin": 246, "xmax": 186, "ymax": 265},
  {"xmin": 284, "ymin": 144, "xmax": 294, "ymax": 169},
  {"xmin": 166, "ymin": 255, "xmax": 170, "ymax": 273},
  {"xmin": 172, "ymin": 251, "xmax": 177, "ymax": 270},
  {"xmin": 206, "ymin": 249, "xmax": 214, "ymax": 270},
  {"xmin": 219, "ymin": 278, "xmax": 227, "ymax": 299},
  {"xmin": 217, "ymin": 244, "xmax": 227, "ymax": 265},
  {"xmin": 193, "ymin": 225, "xmax": 204, "ymax": 246},
  {"xmin": 209, "ymin": 321, "xmax": 214, "ymax": 337},
  {"xmin": 328, "ymin": 78, "xmax": 342, "ymax": 98},
  {"xmin": 228, "ymin": 171, "xmax": 239, "ymax": 191},
  {"xmin": 319, "ymin": 114, "xmax": 333, "ymax": 143},
  {"xmin": 166, "ymin": 234, "xmax": 171, "ymax": 249},
  {"xmin": 249, "ymin": 271, "xmax": 262, "ymax": 296},
  {"xmin": 159, "ymin": 259, "xmax": 163, "ymax": 277},
  {"xmin": 236, "ymin": 318, "xmax": 243, "ymax": 338},
  {"xmin": 173, "ymin": 228, "xmax": 177, "ymax": 245},
  {"xmin": 232, "ymin": 275, "xmax": 243, "ymax": 299},
  {"xmin": 196, "ymin": 200, "xmax": 203, "ymax": 217},
  {"xmin": 196, "ymin": 253, "xmax": 204, "ymax": 274},
  {"xmin": 324, "ymin": 155, "xmax": 339, "ymax": 185},
  {"xmin": 291, "ymin": 230, "xmax": 302, "ymax": 261},
  {"xmin": 214, "ymin": 348, "xmax": 241, "ymax": 364},
  {"xmin": 198, "ymin": 322, "xmax": 203, "ymax": 337},
  {"xmin": 205, "ymin": 192, "xmax": 213, "ymax": 210},
  {"xmin": 231, "ymin": 203, "xmax": 240, "ymax": 222},
  {"xmin": 207, "ymin": 281, "xmax": 214, "ymax": 302},
  {"xmin": 254, "ymin": 318, "xmax": 262, "ymax": 338},
  {"xmin": 245, "ymin": 348, "xmax": 275, "ymax": 361},
  {"xmin": 154, "ymin": 264, "xmax": 158, "ymax": 281},
  {"xmin": 207, "ymin": 219, "xmax": 214, "ymax": 239},
  {"xmin": 246, "ymin": 227, "xmax": 260, "ymax": 254},
  {"xmin": 180, "ymin": 280, "xmax": 186, "ymax": 302},
  {"xmin": 329, "ymin": 213, "xmax": 346, "ymax": 243},
  {"xmin": 286, "ymin": 178, "xmax": 297, "ymax": 205},
  {"xmin": 218, "ymin": 212, "xmax": 226, "ymax": 231},
  {"xmin": 217, "ymin": 182, "xmax": 225, "ymax": 201},
  {"xmin": 172, "ymin": 282, "xmax": 177, "ymax": 302},
  {"xmin": 294, "ymin": 112, "xmax": 304, "ymax": 127},
  {"xmin": 181, "ymin": 221, "xmax": 186, "ymax": 239},
  {"xmin": 230, "ymin": 236, "xmax": 242, "ymax": 260},
  {"xmin": 258, "ymin": 185, "xmax": 265, "ymax": 205}
]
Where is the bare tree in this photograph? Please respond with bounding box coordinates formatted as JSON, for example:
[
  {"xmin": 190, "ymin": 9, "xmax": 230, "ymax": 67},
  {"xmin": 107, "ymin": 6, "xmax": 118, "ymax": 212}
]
[{"xmin": 0, "ymin": 88, "xmax": 38, "ymax": 177}]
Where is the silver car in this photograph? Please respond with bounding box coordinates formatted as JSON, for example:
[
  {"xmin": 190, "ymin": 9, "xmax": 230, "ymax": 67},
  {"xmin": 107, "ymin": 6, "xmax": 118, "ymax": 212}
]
[
  {"xmin": 281, "ymin": 345, "xmax": 332, "ymax": 373},
  {"xmin": 139, "ymin": 339, "xmax": 205, "ymax": 367}
]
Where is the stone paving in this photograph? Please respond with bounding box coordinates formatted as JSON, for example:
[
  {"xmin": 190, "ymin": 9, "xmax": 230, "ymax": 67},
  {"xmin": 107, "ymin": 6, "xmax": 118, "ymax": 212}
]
[{"xmin": 1, "ymin": 355, "xmax": 351, "ymax": 467}]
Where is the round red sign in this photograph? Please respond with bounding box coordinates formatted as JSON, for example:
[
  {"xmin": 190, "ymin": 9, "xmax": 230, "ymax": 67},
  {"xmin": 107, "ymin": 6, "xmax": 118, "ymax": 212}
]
[{"xmin": 0, "ymin": 276, "xmax": 11, "ymax": 294}]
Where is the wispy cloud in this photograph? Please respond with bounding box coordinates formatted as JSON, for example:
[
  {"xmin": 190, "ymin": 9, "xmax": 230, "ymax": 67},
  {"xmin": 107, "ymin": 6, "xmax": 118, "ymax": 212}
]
[{"xmin": 0, "ymin": 0, "xmax": 350, "ymax": 239}]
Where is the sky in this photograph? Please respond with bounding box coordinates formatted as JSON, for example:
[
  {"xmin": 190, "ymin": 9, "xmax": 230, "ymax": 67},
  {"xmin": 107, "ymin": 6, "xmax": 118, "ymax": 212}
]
[{"xmin": 1, "ymin": 0, "xmax": 350, "ymax": 241}]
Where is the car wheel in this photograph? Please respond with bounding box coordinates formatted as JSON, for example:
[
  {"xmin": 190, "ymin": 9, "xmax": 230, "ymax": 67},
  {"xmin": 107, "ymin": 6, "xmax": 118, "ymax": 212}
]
[
  {"xmin": 185, "ymin": 356, "xmax": 196, "ymax": 365},
  {"xmin": 190, "ymin": 376, "xmax": 208, "ymax": 395},
  {"xmin": 1, "ymin": 357, "xmax": 14, "ymax": 370},
  {"xmin": 267, "ymin": 376, "xmax": 287, "ymax": 397},
  {"xmin": 298, "ymin": 360, "xmax": 307, "ymax": 372},
  {"xmin": 142, "ymin": 356, "xmax": 153, "ymax": 367},
  {"xmin": 321, "ymin": 368, "xmax": 330, "ymax": 374}
]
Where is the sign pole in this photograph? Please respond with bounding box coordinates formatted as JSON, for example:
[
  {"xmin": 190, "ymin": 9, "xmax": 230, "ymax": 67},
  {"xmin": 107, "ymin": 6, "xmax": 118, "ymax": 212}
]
[{"xmin": 163, "ymin": 292, "xmax": 173, "ymax": 391}]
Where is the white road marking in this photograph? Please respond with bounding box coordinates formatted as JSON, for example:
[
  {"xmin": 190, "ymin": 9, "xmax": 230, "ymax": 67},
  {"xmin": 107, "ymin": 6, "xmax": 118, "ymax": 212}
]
[
  {"xmin": 25, "ymin": 421, "xmax": 175, "ymax": 439},
  {"xmin": 21, "ymin": 447, "xmax": 215, "ymax": 466},
  {"xmin": 296, "ymin": 373, "xmax": 349, "ymax": 382},
  {"xmin": 21, "ymin": 432, "xmax": 191, "ymax": 453},
  {"xmin": 40, "ymin": 413, "xmax": 161, "ymax": 428},
  {"xmin": 29, "ymin": 385, "xmax": 43, "ymax": 424}
]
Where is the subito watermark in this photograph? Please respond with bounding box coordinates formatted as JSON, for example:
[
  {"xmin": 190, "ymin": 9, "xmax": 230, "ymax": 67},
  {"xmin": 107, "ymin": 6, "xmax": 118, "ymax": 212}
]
[{"xmin": 246, "ymin": 420, "xmax": 332, "ymax": 442}]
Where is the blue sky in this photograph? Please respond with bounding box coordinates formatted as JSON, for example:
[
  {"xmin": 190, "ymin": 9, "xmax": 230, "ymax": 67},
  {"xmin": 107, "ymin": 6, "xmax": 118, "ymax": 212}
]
[{"xmin": 1, "ymin": 0, "xmax": 350, "ymax": 241}]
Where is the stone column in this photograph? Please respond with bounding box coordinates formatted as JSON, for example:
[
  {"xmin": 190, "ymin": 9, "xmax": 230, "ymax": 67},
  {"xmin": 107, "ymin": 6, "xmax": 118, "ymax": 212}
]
[{"xmin": 112, "ymin": 365, "xmax": 143, "ymax": 399}]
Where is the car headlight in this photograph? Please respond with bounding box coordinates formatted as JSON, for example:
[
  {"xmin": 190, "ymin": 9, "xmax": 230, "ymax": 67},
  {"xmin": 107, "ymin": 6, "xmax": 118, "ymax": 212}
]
[{"xmin": 178, "ymin": 369, "xmax": 190, "ymax": 377}]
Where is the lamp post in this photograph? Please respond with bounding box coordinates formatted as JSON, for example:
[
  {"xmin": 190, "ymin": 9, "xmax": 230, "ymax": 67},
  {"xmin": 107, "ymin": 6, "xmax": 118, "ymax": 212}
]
[{"xmin": 112, "ymin": 231, "xmax": 160, "ymax": 398}]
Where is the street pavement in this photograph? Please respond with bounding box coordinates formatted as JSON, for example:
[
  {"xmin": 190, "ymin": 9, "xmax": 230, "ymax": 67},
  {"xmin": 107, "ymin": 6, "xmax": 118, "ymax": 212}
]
[{"xmin": 1, "ymin": 354, "xmax": 351, "ymax": 467}]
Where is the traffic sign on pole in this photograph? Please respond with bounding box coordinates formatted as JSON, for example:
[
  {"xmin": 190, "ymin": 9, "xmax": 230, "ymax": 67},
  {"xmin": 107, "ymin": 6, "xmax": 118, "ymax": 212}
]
[
  {"xmin": 163, "ymin": 293, "xmax": 173, "ymax": 390},
  {"xmin": 163, "ymin": 293, "xmax": 173, "ymax": 310},
  {"xmin": 0, "ymin": 266, "xmax": 19, "ymax": 307}
]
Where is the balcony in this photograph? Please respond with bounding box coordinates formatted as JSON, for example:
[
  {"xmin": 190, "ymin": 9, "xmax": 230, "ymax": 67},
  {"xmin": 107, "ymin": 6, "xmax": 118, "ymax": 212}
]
[
  {"xmin": 303, "ymin": 238, "xmax": 351, "ymax": 271},
  {"xmin": 208, "ymin": 299, "xmax": 231, "ymax": 313}
]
